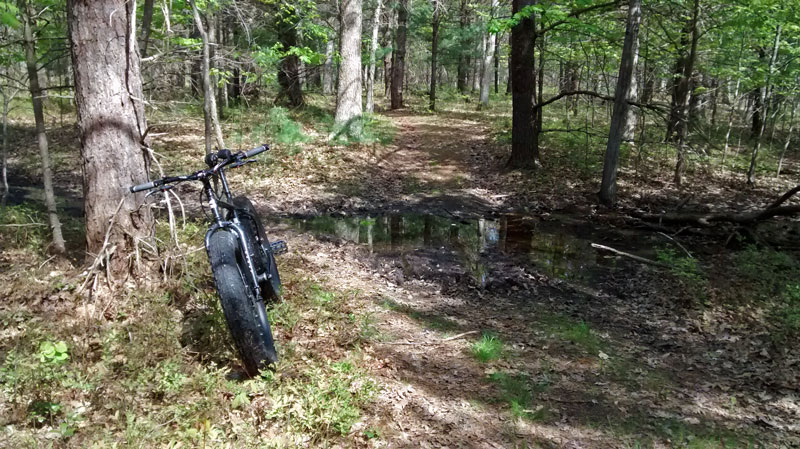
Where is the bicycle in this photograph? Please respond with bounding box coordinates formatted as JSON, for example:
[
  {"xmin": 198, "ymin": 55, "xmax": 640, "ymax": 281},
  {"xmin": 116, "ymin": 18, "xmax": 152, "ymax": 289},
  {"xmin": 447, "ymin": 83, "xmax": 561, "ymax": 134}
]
[{"xmin": 129, "ymin": 145, "xmax": 287, "ymax": 375}]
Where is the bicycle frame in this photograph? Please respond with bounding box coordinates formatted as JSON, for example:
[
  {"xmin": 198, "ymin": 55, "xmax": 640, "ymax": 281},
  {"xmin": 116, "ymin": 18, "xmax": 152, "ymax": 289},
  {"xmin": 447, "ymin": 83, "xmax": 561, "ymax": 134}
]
[{"xmin": 202, "ymin": 167, "xmax": 263, "ymax": 299}]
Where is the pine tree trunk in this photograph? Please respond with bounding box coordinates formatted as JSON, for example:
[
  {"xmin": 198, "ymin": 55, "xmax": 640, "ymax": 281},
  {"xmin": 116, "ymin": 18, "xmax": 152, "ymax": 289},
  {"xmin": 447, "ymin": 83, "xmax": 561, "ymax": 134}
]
[
  {"xmin": 366, "ymin": 0, "xmax": 383, "ymax": 113},
  {"xmin": 189, "ymin": 1, "xmax": 224, "ymax": 153},
  {"xmin": 508, "ymin": 0, "xmax": 538, "ymax": 169},
  {"xmin": 335, "ymin": 0, "xmax": 363, "ymax": 133},
  {"xmin": 23, "ymin": 1, "xmax": 65, "ymax": 254},
  {"xmin": 390, "ymin": 0, "xmax": 408, "ymax": 109},
  {"xmin": 429, "ymin": 0, "xmax": 440, "ymax": 111},
  {"xmin": 671, "ymin": 0, "xmax": 699, "ymax": 185},
  {"xmin": 598, "ymin": 0, "xmax": 641, "ymax": 206},
  {"xmin": 275, "ymin": 4, "xmax": 305, "ymax": 107},
  {"xmin": 67, "ymin": 0, "xmax": 155, "ymax": 275}
]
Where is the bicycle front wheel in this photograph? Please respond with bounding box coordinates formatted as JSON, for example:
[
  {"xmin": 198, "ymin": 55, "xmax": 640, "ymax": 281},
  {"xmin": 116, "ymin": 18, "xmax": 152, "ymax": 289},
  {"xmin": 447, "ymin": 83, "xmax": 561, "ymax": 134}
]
[{"xmin": 207, "ymin": 229, "xmax": 278, "ymax": 375}]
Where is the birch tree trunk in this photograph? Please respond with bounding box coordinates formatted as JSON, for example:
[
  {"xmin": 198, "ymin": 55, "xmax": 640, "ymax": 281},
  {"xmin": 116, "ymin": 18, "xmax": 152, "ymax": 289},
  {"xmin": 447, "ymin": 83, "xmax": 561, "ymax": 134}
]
[
  {"xmin": 366, "ymin": 0, "xmax": 383, "ymax": 112},
  {"xmin": 323, "ymin": 39, "xmax": 335, "ymax": 96},
  {"xmin": 22, "ymin": 1, "xmax": 66, "ymax": 254},
  {"xmin": 189, "ymin": 0, "xmax": 225, "ymax": 153},
  {"xmin": 478, "ymin": 0, "xmax": 498, "ymax": 110},
  {"xmin": 67, "ymin": 0, "xmax": 155, "ymax": 275},
  {"xmin": 335, "ymin": 0, "xmax": 363, "ymax": 134},
  {"xmin": 598, "ymin": 0, "xmax": 642, "ymax": 206}
]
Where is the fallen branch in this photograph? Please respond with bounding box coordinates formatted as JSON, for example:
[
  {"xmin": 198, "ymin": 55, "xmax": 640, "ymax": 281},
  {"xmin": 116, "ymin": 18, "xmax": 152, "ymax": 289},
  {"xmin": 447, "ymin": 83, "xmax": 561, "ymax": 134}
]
[
  {"xmin": 591, "ymin": 243, "xmax": 670, "ymax": 268},
  {"xmin": 634, "ymin": 184, "xmax": 800, "ymax": 227},
  {"xmin": 377, "ymin": 330, "xmax": 479, "ymax": 346}
]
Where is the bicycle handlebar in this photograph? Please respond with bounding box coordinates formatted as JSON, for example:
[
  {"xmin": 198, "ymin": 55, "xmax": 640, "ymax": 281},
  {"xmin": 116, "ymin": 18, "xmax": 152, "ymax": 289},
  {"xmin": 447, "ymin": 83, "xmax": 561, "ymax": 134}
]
[
  {"xmin": 128, "ymin": 144, "xmax": 269, "ymax": 193},
  {"xmin": 244, "ymin": 144, "xmax": 269, "ymax": 158}
]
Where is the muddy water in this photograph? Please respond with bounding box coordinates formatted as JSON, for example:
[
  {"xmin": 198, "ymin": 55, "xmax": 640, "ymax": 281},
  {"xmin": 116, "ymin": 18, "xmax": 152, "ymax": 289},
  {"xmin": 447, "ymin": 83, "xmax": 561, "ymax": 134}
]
[{"xmin": 275, "ymin": 213, "xmax": 642, "ymax": 287}]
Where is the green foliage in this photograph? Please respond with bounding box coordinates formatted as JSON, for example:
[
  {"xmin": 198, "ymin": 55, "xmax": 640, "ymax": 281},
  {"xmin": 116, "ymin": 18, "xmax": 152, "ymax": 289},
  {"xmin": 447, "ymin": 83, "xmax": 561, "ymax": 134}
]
[
  {"xmin": 265, "ymin": 106, "xmax": 309, "ymax": 150},
  {"xmin": 487, "ymin": 371, "xmax": 550, "ymax": 420},
  {"xmin": 0, "ymin": 204, "xmax": 48, "ymax": 253},
  {"xmin": 264, "ymin": 359, "xmax": 376, "ymax": 437},
  {"xmin": 471, "ymin": 333, "xmax": 504, "ymax": 363}
]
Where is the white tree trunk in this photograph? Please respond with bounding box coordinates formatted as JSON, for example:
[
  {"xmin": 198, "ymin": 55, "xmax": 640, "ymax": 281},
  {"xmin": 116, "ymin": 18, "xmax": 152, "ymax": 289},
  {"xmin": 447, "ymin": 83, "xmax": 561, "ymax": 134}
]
[
  {"xmin": 478, "ymin": 0, "xmax": 498, "ymax": 109},
  {"xmin": 365, "ymin": 0, "xmax": 383, "ymax": 113},
  {"xmin": 323, "ymin": 39, "xmax": 335, "ymax": 95},
  {"xmin": 334, "ymin": 0, "xmax": 363, "ymax": 134}
]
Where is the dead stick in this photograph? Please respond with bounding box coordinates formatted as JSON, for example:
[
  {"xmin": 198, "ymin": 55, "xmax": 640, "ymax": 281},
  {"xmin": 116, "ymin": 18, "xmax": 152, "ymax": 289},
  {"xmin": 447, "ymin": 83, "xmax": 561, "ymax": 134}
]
[
  {"xmin": 591, "ymin": 243, "xmax": 670, "ymax": 268},
  {"xmin": 377, "ymin": 330, "xmax": 480, "ymax": 346}
]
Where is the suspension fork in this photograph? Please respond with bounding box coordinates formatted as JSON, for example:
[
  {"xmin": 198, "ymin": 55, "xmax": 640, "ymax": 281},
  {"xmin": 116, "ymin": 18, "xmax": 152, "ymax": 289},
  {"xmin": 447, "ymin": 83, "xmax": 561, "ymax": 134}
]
[{"xmin": 203, "ymin": 177, "xmax": 262, "ymax": 299}]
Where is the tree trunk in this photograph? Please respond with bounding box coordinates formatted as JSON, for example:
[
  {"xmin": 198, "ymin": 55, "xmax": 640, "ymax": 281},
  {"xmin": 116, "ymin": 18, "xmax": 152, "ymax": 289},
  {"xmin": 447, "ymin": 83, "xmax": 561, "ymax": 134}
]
[
  {"xmin": 507, "ymin": 0, "xmax": 538, "ymax": 169},
  {"xmin": 457, "ymin": 0, "xmax": 469, "ymax": 94},
  {"xmin": 366, "ymin": 0, "xmax": 383, "ymax": 112},
  {"xmin": 335, "ymin": 0, "xmax": 363, "ymax": 134},
  {"xmin": 478, "ymin": 0, "xmax": 498, "ymax": 110},
  {"xmin": 776, "ymin": 99, "xmax": 796, "ymax": 177},
  {"xmin": 746, "ymin": 25, "xmax": 781, "ymax": 186},
  {"xmin": 429, "ymin": 0, "xmax": 441, "ymax": 111},
  {"xmin": 623, "ymin": 29, "xmax": 640, "ymax": 142},
  {"xmin": 598, "ymin": 0, "xmax": 641, "ymax": 206},
  {"xmin": 67, "ymin": 0, "xmax": 154, "ymax": 275},
  {"xmin": 23, "ymin": 1, "xmax": 66, "ymax": 254},
  {"xmin": 323, "ymin": 39, "xmax": 335, "ymax": 96},
  {"xmin": 140, "ymin": 0, "xmax": 155, "ymax": 58},
  {"xmin": 494, "ymin": 33, "xmax": 500, "ymax": 94},
  {"xmin": 670, "ymin": 0, "xmax": 699, "ymax": 185},
  {"xmin": 390, "ymin": 0, "xmax": 408, "ymax": 109},
  {"xmin": 189, "ymin": 0, "xmax": 225, "ymax": 153},
  {"xmin": 275, "ymin": 4, "xmax": 305, "ymax": 107}
]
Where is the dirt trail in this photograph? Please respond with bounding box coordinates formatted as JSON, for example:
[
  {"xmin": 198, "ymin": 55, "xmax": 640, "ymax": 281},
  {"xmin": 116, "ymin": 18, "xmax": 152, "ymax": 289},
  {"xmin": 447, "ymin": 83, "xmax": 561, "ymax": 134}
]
[{"xmin": 266, "ymin": 112, "xmax": 800, "ymax": 447}]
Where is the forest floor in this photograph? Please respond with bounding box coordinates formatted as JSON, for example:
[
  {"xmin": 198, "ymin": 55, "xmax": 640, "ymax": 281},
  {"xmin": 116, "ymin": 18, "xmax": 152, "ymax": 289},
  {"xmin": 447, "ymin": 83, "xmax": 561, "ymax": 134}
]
[{"xmin": 1, "ymin": 93, "xmax": 800, "ymax": 448}]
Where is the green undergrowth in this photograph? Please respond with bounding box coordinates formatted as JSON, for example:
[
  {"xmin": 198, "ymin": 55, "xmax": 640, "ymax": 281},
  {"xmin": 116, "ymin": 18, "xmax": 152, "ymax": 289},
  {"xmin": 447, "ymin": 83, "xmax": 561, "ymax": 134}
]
[
  {"xmin": 0, "ymin": 217, "xmax": 382, "ymax": 447},
  {"xmin": 471, "ymin": 333, "xmax": 505, "ymax": 363},
  {"xmin": 486, "ymin": 371, "xmax": 551, "ymax": 421},
  {"xmin": 733, "ymin": 245, "xmax": 800, "ymax": 341}
]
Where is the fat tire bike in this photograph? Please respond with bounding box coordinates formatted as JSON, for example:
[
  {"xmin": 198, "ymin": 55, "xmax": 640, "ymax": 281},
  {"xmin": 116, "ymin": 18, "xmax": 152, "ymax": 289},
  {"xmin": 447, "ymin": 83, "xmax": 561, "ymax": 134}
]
[{"xmin": 129, "ymin": 145, "xmax": 287, "ymax": 375}]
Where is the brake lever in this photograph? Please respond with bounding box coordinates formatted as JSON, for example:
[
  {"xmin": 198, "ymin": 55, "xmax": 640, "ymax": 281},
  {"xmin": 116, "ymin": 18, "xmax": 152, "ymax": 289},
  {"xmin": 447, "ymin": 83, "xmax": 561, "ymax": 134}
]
[
  {"xmin": 145, "ymin": 184, "xmax": 176, "ymax": 198},
  {"xmin": 229, "ymin": 159, "xmax": 257, "ymax": 169}
]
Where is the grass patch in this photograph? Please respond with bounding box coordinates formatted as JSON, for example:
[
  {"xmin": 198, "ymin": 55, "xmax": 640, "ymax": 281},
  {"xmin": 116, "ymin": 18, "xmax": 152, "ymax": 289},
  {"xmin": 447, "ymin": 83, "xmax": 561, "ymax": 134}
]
[
  {"xmin": 471, "ymin": 333, "xmax": 504, "ymax": 363},
  {"xmin": 538, "ymin": 313, "xmax": 604, "ymax": 355},
  {"xmin": 487, "ymin": 371, "xmax": 550, "ymax": 421}
]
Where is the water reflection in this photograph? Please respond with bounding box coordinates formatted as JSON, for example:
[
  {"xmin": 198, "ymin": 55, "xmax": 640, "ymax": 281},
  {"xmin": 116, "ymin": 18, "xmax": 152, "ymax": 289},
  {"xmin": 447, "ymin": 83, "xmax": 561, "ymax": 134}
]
[{"xmin": 279, "ymin": 213, "xmax": 617, "ymax": 287}]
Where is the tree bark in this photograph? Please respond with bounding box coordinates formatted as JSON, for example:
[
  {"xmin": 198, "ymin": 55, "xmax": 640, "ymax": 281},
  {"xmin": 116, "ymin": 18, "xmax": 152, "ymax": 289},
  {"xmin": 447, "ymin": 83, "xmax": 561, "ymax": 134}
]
[
  {"xmin": 22, "ymin": 0, "xmax": 66, "ymax": 254},
  {"xmin": 140, "ymin": 0, "xmax": 155, "ymax": 58},
  {"xmin": 746, "ymin": 25, "xmax": 781, "ymax": 186},
  {"xmin": 67, "ymin": 0, "xmax": 154, "ymax": 275},
  {"xmin": 507, "ymin": 0, "xmax": 538, "ymax": 169},
  {"xmin": 274, "ymin": 3, "xmax": 305, "ymax": 107},
  {"xmin": 478, "ymin": 0, "xmax": 498, "ymax": 110},
  {"xmin": 366, "ymin": 0, "xmax": 383, "ymax": 112},
  {"xmin": 598, "ymin": 0, "xmax": 641, "ymax": 206},
  {"xmin": 335, "ymin": 0, "xmax": 363, "ymax": 133},
  {"xmin": 391, "ymin": 0, "xmax": 408, "ymax": 109},
  {"xmin": 668, "ymin": 0, "xmax": 699, "ymax": 185},
  {"xmin": 457, "ymin": 0, "xmax": 470, "ymax": 94},
  {"xmin": 189, "ymin": 0, "xmax": 225, "ymax": 153},
  {"xmin": 323, "ymin": 39, "xmax": 335, "ymax": 96},
  {"xmin": 429, "ymin": 0, "xmax": 441, "ymax": 111}
]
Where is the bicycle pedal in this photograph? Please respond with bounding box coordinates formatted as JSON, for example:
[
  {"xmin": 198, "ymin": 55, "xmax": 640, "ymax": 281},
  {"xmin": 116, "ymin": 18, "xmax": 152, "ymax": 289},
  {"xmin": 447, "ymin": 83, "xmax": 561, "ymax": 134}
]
[{"xmin": 269, "ymin": 240, "xmax": 288, "ymax": 255}]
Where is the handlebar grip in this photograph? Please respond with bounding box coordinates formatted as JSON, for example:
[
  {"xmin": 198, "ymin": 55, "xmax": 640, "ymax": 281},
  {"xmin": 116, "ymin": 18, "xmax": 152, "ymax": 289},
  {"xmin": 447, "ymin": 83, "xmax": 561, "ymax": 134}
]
[
  {"xmin": 244, "ymin": 144, "xmax": 269, "ymax": 158},
  {"xmin": 130, "ymin": 181, "xmax": 156, "ymax": 193}
]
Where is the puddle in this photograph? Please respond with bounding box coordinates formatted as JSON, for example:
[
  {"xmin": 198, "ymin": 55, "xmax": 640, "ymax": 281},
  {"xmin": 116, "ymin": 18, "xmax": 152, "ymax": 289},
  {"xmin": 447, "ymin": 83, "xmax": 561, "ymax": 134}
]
[{"xmin": 275, "ymin": 213, "xmax": 644, "ymax": 288}]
